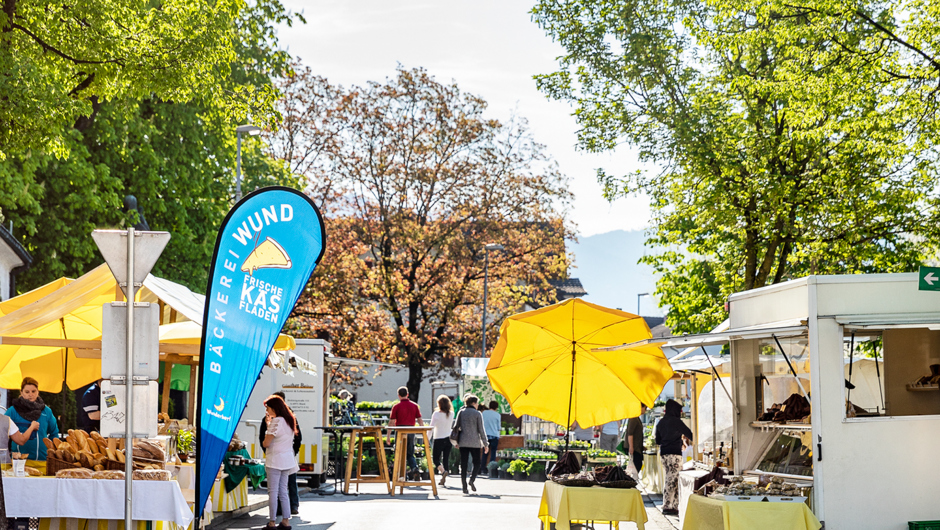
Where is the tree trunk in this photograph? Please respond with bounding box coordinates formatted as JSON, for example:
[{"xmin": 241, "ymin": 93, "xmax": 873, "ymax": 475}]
[{"xmin": 407, "ymin": 361, "xmax": 423, "ymax": 403}]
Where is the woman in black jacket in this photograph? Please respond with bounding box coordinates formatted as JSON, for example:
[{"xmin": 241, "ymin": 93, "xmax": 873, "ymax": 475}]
[{"xmin": 655, "ymin": 399, "xmax": 693, "ymax": 516}]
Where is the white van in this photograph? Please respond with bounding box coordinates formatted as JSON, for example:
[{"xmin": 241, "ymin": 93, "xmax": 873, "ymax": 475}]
[{"xmin": 235, "ymin": 338, "xmax": 328, "ymax": 486}]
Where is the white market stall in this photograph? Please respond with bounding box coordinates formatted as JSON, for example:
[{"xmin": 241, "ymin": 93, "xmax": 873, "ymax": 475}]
[{"xmin": 612, "ymin": 272, "xmax": 940, "ymax": 530}]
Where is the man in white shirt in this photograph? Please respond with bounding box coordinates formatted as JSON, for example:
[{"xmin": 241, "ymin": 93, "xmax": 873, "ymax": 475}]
[
  {"xmin": 596, "ymin": 420, "xmax": 620, "ymax": 452},
  {"xmin": 480, "ymin": 401, "xmax": 501, "ymax": 474}
]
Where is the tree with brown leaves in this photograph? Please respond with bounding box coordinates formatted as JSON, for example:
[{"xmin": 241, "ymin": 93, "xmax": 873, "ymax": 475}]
[{"xmin": 279, "ymin": 66, "xmax": 574, "ymax": 399}]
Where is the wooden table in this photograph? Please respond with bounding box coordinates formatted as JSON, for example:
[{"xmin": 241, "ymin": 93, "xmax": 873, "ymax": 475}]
[
  {"xmin": 344, "ymin": 425, "xmax": 391, "ymax": 495},
  {"xmin": 386, "ymin": 425, "xmax": 437, "ymax": 496}
]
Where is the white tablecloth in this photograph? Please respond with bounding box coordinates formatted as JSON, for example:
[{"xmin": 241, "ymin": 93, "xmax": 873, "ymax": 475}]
[
  {"xmin": 3, "ymin": 478, "xmax": 193, "ymax": 526},
  {"xmin": 678, "ymin": 469, "xmax": 710, "ymax": 528}
]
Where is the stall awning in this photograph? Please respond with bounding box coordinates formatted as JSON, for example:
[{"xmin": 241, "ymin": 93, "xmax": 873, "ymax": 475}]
[
  {"xmin": 595, "ymin": 319, "xmax": 807, "ymax": 354},
  {"xmin": 836, "ymin": 313, "xmax": 940, "ymax": 330},
  {"xmin": 670, "ymin": 354, "xmax": 730, "ymax": 373}
]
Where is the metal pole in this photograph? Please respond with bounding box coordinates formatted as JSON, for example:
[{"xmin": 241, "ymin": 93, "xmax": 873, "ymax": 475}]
[
  {"xmin": 637, "ymin": 294, "xmax": 640, "ymax": 315},
  {"xmin": 125, "ymin": 227, "xmax": 135, "ymax": 530},
  {"xmin": 564, "ymin": 344, "xmax": 575, "ymax": 454},
  {"xmin": 482, "ymin": 249, "xmax": 488, "ymax": 357},
  {"xmin": 711, "ymin": 371, "xmax": 716, "ymax": 463},
  {"xmin": 235, "ymin": 132, "xmax": 243, "ymax": 202}
]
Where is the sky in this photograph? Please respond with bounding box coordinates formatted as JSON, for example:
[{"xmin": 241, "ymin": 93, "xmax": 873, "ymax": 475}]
[{"xmin": 275, "ymin": 0, "xmax": 652, "ymax": 237}]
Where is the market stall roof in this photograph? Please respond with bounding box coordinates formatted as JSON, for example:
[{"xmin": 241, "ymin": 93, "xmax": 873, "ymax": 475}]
[
  {"xmin": 0, "ymin": 264, "xmax": 295, "ymax": 389},
  {"xmin": 594, "ymin": 318, "xmax": 806, "ymax": 355}
]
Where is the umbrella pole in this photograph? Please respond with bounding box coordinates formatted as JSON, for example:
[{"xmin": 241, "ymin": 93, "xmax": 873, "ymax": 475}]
[{"xmin": 564, "ymin": 343, "xmax": 575, "ymax": 453}]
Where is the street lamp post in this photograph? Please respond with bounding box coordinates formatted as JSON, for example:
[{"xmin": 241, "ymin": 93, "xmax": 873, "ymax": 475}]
[
  {"xmin": 482, "ymin": 243, "xmax": 505, "ymax": 357},
  {"xmin": 637, "ymin": 292, "xmax": 650, "ymax": 315},
  {"xmin": 235, "ymin": 125, "xmax": 262, "ymax": 202}
]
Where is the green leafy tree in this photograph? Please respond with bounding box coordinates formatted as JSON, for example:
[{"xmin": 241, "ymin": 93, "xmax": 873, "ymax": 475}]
[
  {"xmin": 0, "ymin": 0, "xmax": 277, "ymax": 160},
  {"xmin": 0, "ymin": 0, "xmax": 300, "ymax": 292},
  {"xmin": 533, "ymin": 0, "xmax": 940, "ymax": 334}
]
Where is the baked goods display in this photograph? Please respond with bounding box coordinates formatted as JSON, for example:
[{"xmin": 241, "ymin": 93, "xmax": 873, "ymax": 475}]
[
  {"xmin": 711, "ymin": 475, "xmax": 803, "ymax": 498},
  {"xmin": 46, "ymin": 430, "xmax": 167, "ymax": 476}
]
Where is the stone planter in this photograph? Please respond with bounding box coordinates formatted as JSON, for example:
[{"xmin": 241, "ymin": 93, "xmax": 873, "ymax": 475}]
[{"xmin": 513, "ymin": 471, "xmax": 527, "ymax": 481}]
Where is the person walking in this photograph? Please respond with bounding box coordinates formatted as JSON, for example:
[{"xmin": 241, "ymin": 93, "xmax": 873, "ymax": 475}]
[
  {"xmin": 625, "ymin": 404, "xmax": 647, "ymax": 473},
  {"xmin": 262, "ymin": 395, "xmax": 299, "ymax": 529},
  {"xmin": 480, "ymin": 400, "xmax": 501, "ymax": 474},
  {"xmin": 429, "ymin": 395, "xmax": 454, "ymax": 486},
  {"xmin": 388, "ymin": 386, "xmax": 423, "ymax": 481},
  {"xmin": 656, "ymin": 399, "xmax": 693, "ymax": 516},
  {"xmin": 453, "ymin": 395, "xmax": 488, "ymax": 494},
  {"xmin": 260, "ymin": 391, "xmax": 302, "ymax": 515},
  {"xmin": 6, "ymin": 377, "xmax": 59, "ymax": 472},
  {"xmin": 596, "ymin": 420, "xmax": 620, "ymax": 452}
]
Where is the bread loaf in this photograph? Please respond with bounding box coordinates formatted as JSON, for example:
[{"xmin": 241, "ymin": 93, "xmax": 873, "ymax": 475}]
[
  {"xmin": 24, "ymin": 467, "xmax": 41, "ymax": 477},
  {"xmin": 116, "ymin": 451, "xmax": 125, "ymax": 464},
  {"xmin": 93, "ymin": 470, "xmax": 124, "ymax": 480},
  {"xmin": 43, "ymin": 439, "xmax": 55, "ymax": 451},
  {"xmin": 133, "ymin": 469, "xmax": 169, "ymax": 481},
  {"xmin": 56, "ymin": 467, "xmax": 93, "ymax": 479},
  {"xmin": 53, "ymin": 438, "xmax": 62, "ymax": 449},
  {"xmin": 137, "ymin": 441, "xmax": 166, "ymax": 462}
]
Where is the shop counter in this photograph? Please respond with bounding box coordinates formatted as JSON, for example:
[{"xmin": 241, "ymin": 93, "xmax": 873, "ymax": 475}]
[
  {"xmin": 538, "ymin": 480, "xmax": 647, "ymax": 530},
  {"xmin": 3, "ymin": 477, "xmax": 193, "ymax": 526},
  {"xmin": 682, "ymin": 493, "xmax": 820, "ymax": 530}
]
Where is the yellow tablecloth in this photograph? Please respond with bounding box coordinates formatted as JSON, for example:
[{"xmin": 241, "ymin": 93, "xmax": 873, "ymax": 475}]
[
  {"xmin": 538, "ymin": 481, "xmax": 647, "ymax": 530},
  {"xmin": 683, "ymin": 494, "xmax": 821, "ymax": 530},
  {"xmin": 639, "ymin": 450, "xmax": 663, "ymax": 494}
]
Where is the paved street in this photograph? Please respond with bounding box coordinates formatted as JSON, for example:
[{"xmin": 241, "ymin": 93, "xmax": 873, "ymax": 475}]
[{"xmin": 212, "ymin": 476, "xmax": 679, "ymax": 530}]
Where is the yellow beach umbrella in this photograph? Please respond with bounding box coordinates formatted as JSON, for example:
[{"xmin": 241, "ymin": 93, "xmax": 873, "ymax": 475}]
[{"xmin": 486, "ymin": 298, "xmax": 673, "ymax": 430}]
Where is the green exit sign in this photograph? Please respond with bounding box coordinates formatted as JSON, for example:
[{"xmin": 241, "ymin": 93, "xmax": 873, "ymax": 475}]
[{"xmin": 919, "ymin": 266, "xmax": 940, "ymax": 291}]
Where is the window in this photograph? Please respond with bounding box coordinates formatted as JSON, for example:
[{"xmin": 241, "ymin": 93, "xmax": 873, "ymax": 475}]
[
  {"xmin": 843, "ymin": 328, "xmax": 940, "ymax": 418},
  {"xmin": 755, "ymin": 430, "xmax": 813, "ymax": 476}
]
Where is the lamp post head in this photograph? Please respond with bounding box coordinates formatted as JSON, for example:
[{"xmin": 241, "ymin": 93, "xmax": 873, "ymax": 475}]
[
  {"xmin": 236, "ymin": 125, "xmax": 262, "ymax": 136},
  {"xmin": 484, "ymin": 243, "xmax": 505, "ymax": 251}
]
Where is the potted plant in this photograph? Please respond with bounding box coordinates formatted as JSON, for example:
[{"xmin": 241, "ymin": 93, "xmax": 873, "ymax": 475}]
[
  {"xmin": 419, "ymin": 459, "xmax": 429, "ymax": 480},
  {"xmin": 499, "ymin": 461, "xmax": 511, "ymax": 479},
  {"xmin": 508, "ymin": 459, "xmax": 528, "ymax": 481},
  {"xmin": 487, "ymin": 460, "xmax": 500, "ymax": 477},
  {"xmin": 177, "ymin": 429, "xmax": 194, "ymax": 462},
  {"xmin": 526, "ymin": 461, "xmax": 547, "ymax": 482}
]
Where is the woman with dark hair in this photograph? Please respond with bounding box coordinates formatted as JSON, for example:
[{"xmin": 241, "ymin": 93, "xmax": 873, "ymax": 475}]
[
  {"xmin": 655, "ymin": 399, "xmax": 693, "ymax": 516},
  {"xmin": 453, "ymin": 394, "xmax": 488, "ymax": 494},
  {"xmin": 263, "ymin": 395, "xmax": 299, "ymax": 529},
  {"xmin": 430, "ymin": 394, "xmax": 454, "ymax": 486},
  {"xmin": 6, "ymin": 377, "xmax": 57, "ymax": 471}
]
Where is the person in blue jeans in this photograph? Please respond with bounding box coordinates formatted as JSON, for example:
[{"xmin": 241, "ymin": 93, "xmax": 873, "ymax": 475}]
[{"xmin": 480, "ymin": 401, "xmax": 501, "ymax": 474}]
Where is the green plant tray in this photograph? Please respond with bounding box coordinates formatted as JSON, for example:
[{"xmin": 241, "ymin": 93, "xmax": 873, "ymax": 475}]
[{"xmin": 909, "ymin": 522, "xmax": 940, "ymax": 530}]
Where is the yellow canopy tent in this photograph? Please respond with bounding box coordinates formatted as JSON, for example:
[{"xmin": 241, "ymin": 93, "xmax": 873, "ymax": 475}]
[{"xmin": 0, "ymin": 265, "xmax": 295, "ymax": 398}]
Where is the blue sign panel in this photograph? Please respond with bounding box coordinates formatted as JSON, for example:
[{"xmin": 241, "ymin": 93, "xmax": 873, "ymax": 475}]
[{"xmin": 196, "ymin": 187, "xmax": 325, "ymax": 514}]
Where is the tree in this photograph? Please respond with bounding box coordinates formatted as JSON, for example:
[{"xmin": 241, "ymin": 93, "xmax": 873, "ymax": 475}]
[
  {"xmin": 0, "ymin": 0, "xmax": 281, "ymax": 160},
  {"xmin": 532, "ymin": 0, "xmax": 940, "ymax": 334},
  {"xmin": 281, "ymin": 68, "xmax": 574, "ymax": 399},
  {"xmin": 0, "ymin": 0, "xmax": 301, "ymax": 292}
]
